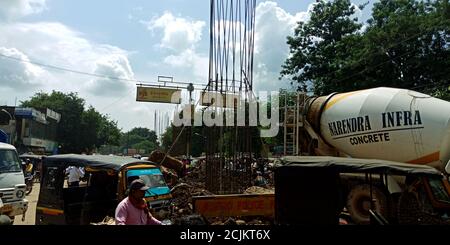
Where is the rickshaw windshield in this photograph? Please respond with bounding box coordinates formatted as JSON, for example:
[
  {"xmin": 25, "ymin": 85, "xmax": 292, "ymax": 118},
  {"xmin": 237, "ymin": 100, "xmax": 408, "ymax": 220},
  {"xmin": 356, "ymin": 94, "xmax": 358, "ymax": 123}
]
[
  {"xmin": 428, "ymin": 178, "xmax": 450, "ymax": 204},
  {"xmin": 126, "ymin": 168, "xmax": 170, "ymax": 197}
]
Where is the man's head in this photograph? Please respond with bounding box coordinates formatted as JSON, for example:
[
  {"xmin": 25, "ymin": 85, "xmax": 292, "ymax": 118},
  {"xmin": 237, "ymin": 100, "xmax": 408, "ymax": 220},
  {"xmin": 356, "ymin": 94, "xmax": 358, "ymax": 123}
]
[{"xmin": 129, "ymin": 179, "xmax": 149, "ymax": 199}]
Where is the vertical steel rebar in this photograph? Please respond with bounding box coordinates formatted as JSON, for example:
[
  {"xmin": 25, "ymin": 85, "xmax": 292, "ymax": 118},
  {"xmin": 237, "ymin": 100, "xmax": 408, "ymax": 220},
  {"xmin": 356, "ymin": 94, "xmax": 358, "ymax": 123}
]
[{"xmin": 205, "ymin": 0, "xmax": 256, "ymax": 194}]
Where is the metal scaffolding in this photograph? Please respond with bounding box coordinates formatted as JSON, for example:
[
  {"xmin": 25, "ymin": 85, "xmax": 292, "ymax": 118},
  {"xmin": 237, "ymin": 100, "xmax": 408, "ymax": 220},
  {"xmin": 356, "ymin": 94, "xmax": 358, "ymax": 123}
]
[
  {"xmin": 280, "ymin": 91, "xmax": 308, "ymax": 156},
  {"xmin": 204, "ymin": 0, "xmax": 257, "ymax": 194}
]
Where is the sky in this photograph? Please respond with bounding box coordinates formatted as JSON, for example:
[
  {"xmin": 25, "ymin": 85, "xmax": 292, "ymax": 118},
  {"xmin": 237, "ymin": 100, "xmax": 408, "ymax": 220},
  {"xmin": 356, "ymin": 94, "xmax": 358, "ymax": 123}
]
[{"xmin": 0, "ymin": 0, "xmax": 373, "ymax": 133}]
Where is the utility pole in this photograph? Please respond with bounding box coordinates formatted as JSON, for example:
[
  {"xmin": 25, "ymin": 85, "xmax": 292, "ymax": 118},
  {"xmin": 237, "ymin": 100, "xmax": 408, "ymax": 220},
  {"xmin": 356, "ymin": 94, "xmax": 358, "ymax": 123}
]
[
  {"xmin": 154, "ymin": 110, "xmax": 157, "ymax": 137},
  {"xmin": 186, "ymin": 83, "xmax": 194, "ymax": 159},
  {"xmin": 126, "ymin": 132, "xmax": 129, "ymax": 156}
]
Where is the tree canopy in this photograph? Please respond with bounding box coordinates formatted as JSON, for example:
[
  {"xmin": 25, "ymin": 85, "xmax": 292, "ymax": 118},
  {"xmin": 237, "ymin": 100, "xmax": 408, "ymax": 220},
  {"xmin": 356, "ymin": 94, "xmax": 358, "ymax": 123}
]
[
  {"xmin": 120, "ymin": 128, "xmax": 159, "ymax": 154},
  {"xmin": 21, "ymin": 91, "xmax": 121, "ymax": 153},
  {"xmin": 281, "ymin": 0, "xmax": 449, "ymax": 100}
]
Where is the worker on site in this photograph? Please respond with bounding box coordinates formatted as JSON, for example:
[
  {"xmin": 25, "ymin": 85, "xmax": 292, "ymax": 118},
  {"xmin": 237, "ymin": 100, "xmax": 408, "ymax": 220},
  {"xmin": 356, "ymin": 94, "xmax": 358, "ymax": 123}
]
[{"xmin": 115, "ymin": 179, "xmax": 162, "ymax": 225}]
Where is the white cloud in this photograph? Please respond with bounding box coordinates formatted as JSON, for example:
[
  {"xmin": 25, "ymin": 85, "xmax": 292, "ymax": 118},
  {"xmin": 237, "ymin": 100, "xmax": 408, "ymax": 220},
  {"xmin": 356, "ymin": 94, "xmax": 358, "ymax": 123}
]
[
  {"xmin": 163, "ymin": 49, "xmax": 208, "ymax": 80},
  {"xmin": 0, "ymin": 0, "xmax": 47, "ymax": 22},
  {"xmin": 141, "ymin": 12, "xmax": 209, "ymax": 82},
  {"xmin": 143, "ymin": 12, "xmax": 206, "ymax": 52},
  {"xmin": 87, "ymin": 54, "xmax": 135, "ymax": 96},
  {"xmin": 0, "ymin": 19, "xmax": 174, "ymax": 132},
  {"xmin": 0, "ymin": 22, "xmax": 135, "ymax": 97},
  {"xmin": 0, "ymin": 47, "xmax": 46, "ymax": 89},
  {"xmin": 253, "ymin": 1, "xmax": 312, "ymax": 92}
]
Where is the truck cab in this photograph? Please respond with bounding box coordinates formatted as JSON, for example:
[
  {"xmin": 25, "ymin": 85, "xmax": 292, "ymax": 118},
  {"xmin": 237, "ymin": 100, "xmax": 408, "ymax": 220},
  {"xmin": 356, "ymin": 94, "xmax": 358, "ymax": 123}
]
[{"xmin": 0, "ymin": 143, "xmax": 28, "ymax": 223}]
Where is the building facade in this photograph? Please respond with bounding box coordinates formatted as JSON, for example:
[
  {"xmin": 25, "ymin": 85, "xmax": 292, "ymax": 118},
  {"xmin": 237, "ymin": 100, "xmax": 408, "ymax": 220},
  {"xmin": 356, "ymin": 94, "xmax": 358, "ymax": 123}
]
[{"xmin": 0, "ymin": 106, "xmax": 61, "ymax": 154}]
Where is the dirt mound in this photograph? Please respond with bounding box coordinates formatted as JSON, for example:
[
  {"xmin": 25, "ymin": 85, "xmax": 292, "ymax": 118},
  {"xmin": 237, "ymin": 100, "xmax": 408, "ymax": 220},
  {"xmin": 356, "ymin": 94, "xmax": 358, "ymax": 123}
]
[{"xmin": 244, "ymin": 186, "xmax": 274, "ymax": 194}]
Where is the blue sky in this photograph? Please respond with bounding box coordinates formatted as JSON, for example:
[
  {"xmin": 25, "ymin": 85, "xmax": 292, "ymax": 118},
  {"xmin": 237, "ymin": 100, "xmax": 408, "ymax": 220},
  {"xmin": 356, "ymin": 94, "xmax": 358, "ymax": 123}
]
[{"xmin": 0, "ymin": 0, "xmax": 374, "ymax": 132}]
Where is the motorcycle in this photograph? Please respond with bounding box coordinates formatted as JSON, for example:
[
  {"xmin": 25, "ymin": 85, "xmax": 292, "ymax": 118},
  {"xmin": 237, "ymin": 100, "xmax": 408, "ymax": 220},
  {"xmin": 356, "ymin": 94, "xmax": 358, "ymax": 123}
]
[
  {"xmin": 25, "ymin": 173, "xmax": 34, "ymax": 195},
  {"xmin": 21, "ymin": 160, "xmax": 35, "ymax": 195}
]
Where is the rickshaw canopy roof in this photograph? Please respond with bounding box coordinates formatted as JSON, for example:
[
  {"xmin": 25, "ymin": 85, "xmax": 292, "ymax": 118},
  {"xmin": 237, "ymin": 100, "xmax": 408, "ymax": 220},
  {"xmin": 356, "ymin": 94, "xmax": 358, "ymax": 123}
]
[
  {"xmin": 279, "ymin": 156, "xmax": 442, "ymax": 177},
  {"xmin": 20, "ymin": 154, "xmax": 43, "ymax": 160},
  {"xmin": 43, "ymin": 154, "xmax": 157, "ymax": 171}
]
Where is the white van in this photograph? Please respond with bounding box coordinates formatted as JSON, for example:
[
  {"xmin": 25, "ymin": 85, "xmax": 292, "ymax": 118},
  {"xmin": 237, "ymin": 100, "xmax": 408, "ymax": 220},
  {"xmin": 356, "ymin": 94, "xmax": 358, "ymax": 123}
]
[{"xmin": 0, "ymin": 143, "xmax": 28, "ymax": 223}]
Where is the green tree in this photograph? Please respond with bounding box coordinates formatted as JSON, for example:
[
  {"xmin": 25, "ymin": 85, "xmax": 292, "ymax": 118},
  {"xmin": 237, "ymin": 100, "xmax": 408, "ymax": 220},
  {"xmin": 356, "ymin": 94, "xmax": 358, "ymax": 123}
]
[
  {"xmin": 132, "ymin": 140, "xmax": 158, "ymax": 153},
  {"xmin": 128, "ymin": 127, "xmax": 157, "ymax": 142},
  {"xmin": 21, "ymin": 91, "xmax": 122, "ymax": 153},
  {"xmin": 121, "ymin": 134, "xmax": 146, "ymax": 147},
  {"xmin": 281, "ymin": 0, "xmax": 364, "ymax": 95},
  {"xmin": 355, "ymin": 0, "xmax": 449, "ymax": 95},
  {"xmin": 120, "ymin": 127, "xmax": 159, "ymax": 153},
  {"xmin": 161, "ymin": 126, "xmax": 173, "ymax": 152},
  {"xmin": 281, "ymin": 0, "xmax": 449, "ymax": 100},
  {"xmin": 81, "ymin": 107, "xmax": 122, "ymax": 152},
  {"xmin": 97, "ymin": 115, "xmax": 121, "ymax": 147},
  {"xmin": 80, "ymin": 106, "xmax": 102, "ymax": 152},
  {"xmin": 190, "ymin": 126, "xmax": 205, "ymax": 157}
]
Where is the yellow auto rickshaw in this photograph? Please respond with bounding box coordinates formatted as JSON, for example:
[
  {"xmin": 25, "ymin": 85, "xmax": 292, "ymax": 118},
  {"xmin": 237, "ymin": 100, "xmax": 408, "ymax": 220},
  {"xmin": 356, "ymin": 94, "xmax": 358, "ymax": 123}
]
[{"xmin": 36, "ymin": 154, "xmax": 172, "ymax": 225}]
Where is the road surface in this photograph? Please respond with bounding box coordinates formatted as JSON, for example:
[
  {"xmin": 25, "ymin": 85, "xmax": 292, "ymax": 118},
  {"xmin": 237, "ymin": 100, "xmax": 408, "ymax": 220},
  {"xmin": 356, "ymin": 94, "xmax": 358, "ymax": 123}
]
[{"xmin": 14, "ymin": 182, "xmax": 39, "ymax": 225}]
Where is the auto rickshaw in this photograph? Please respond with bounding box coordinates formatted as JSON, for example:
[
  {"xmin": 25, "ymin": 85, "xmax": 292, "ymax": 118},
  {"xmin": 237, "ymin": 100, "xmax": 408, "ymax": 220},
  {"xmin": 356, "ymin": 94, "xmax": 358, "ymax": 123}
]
[
  {"xmin": 275, "ymin": 156, "xmax": 450, "ymax": 225},
  {"xmin": 19, "ymin": 153, "xmax": 43, "ymax": 181},
  {"xmin": 36, "ymin": 154, "xmax": 172, "ymax": 225}
]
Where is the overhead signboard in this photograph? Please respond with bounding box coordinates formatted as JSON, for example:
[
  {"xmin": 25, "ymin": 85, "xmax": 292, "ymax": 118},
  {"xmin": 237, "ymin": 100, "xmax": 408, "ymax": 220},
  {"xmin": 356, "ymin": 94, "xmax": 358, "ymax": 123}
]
[
  {"xmin": 14, "ymin": 108, "xmax": 33, "ymax": 118},
  {"xmin": 136, "ymin": 87, "xmax": 181, "ymax": 104},
  {"xmin": 46, "ymin": 108, "xmax": 61, "ymax": 122}
]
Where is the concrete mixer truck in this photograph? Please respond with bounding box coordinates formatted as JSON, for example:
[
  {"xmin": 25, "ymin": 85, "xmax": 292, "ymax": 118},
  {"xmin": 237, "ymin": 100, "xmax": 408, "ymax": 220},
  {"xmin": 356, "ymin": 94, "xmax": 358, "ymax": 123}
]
[{"xmin": 286, "ymin": 87, "xmax": 450, "ymax": 224}]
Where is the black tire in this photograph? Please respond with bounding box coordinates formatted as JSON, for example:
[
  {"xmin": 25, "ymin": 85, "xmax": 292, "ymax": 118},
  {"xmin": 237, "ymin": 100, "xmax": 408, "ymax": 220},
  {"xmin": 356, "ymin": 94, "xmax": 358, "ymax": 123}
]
[
  {"xmin": 26, "ymin": 182, "xmax": 33, "ymax": 195},
  {"xmin": 346, "ymin": 184, "xmax": 388, "ymax": 225},
  {"xmin": 0, "ymin": 215, "xmax": 13, "ymax": 225}
]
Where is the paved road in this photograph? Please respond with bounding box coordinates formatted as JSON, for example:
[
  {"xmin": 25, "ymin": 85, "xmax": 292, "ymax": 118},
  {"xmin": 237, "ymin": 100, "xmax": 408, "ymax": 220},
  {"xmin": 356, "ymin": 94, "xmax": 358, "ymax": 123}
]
[{"xmin": 14, "ymin": 182, "xmax": 40, "ymax": 225}]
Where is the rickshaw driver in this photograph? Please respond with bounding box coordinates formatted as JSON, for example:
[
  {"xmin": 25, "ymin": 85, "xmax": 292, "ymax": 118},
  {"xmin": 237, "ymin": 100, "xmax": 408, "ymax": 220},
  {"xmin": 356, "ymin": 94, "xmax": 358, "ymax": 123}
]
[{"xmin": 115, "ymin": 179, "xmax": 162, "ymax": 225}]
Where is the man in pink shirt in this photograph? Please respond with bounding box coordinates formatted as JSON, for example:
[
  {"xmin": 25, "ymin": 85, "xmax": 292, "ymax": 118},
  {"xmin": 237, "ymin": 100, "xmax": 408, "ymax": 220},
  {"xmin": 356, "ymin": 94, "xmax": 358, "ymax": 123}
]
[{"xmin": 115, "ymin": 179, "xmax": 162, "ymax": 225}]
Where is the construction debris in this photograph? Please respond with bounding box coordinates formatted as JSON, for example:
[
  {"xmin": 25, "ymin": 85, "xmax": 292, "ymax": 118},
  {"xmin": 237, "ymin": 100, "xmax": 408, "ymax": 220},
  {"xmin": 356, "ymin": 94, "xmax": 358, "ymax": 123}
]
[
  {"xmin": 244, "ymin": 186, "xmax": 274, "ymax": 195},
  {"xmin": 149, "ymin": 150, "xmax": 185, "ymax": 176},
  {"xmin": 163, "ymin": 155, "xmax": 275, "ymax": 225},
  {"xmin": 205, "ymin": 216, "xmax": 273, "ymax": 225},
  {"xmin": 91, "ymin": 216, "xmax": 115, "ymax": 225}
]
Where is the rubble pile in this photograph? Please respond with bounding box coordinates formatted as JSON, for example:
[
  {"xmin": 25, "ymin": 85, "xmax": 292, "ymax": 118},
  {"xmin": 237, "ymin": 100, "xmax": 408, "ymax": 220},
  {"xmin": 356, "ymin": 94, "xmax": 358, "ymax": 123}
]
[
  {"xmin": 161, "ymin": 166, "xmax": 179, "ymax": 188},
  {"xmin": 91, "ymin": 156, "xmax": 277, "ymax": 225},
  {"xmin": 244, "ymin": 186, "xmax": 274, "ymax": 194},
  {"xmin": 168, "ymin": 161, "xmax": 213, "ymax": 223},
  {"xmin": 207, "ymin": 217, "xmax": 272, "ymax": 225},
  {"xmin": 149, "ymin": 150, "xmax": 184, "ymax": 175},
  {"xmin": 166, "ymin": 157, "xmax": 276, "ymax": 225},
  {"xmin": 90, "ymin": 216, "xmax": 115, "ymax": 225}
]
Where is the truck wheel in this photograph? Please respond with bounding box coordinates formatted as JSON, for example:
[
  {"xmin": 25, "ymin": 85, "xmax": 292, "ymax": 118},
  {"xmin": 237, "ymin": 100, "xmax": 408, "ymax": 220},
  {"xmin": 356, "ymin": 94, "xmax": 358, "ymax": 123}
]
[
  {"xmin": 346, "ymin": 184, "xmax": 388, "ymax": 224},
  {"xmin": 0, "ymin": 215, "xmax": 13, "ymax": 225}
]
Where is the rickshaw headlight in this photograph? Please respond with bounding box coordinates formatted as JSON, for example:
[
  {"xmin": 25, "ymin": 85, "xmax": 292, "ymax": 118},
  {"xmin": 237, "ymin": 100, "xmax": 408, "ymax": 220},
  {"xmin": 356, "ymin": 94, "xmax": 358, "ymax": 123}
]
[{"xmin": 16, "ymin": 190, "xmax": 25, "ymax": 199}]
